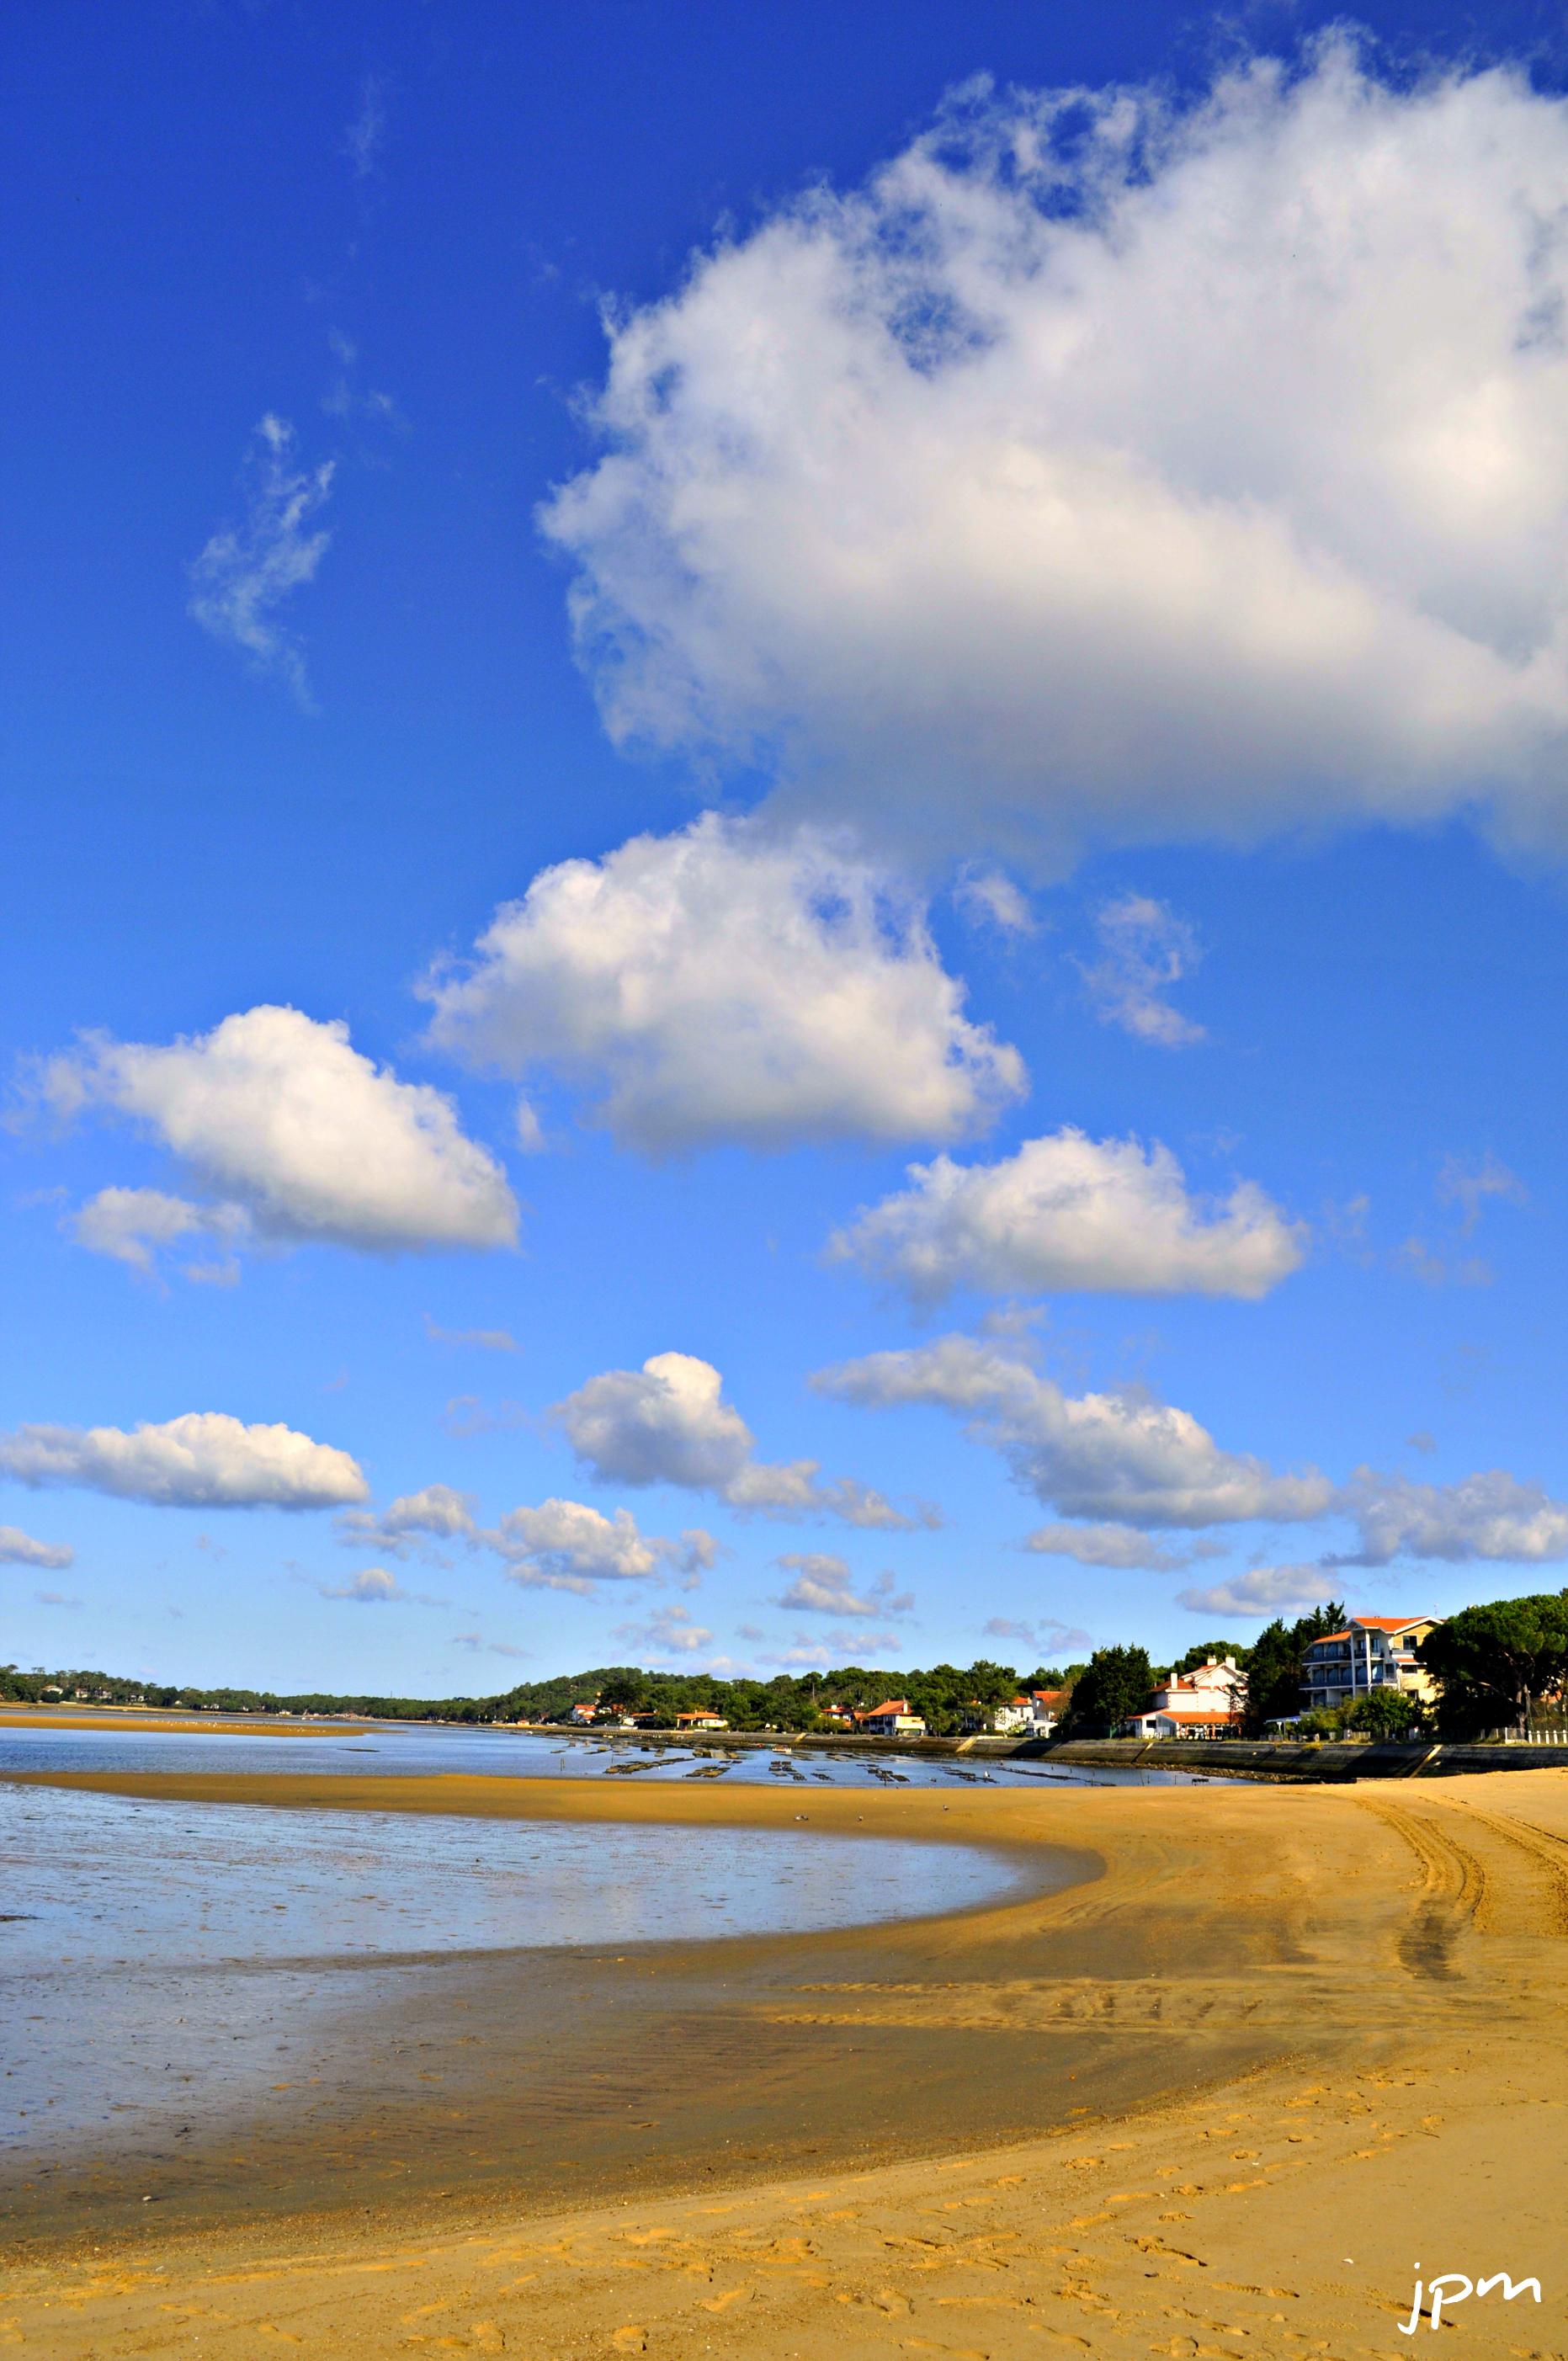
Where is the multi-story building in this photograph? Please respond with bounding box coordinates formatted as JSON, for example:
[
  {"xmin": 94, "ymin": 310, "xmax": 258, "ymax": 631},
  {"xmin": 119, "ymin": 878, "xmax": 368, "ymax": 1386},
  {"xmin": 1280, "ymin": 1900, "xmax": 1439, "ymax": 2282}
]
[
  {"xmin": 958, "ymin": 1695, "xmax": 1033, "ymax": 1734},
  {"xmin": 859, "ymin": 1699, "xmax": 928, "ymax": 1739},
  {"xmin": 1300, "ymin": 1616, "xmax": 1440, "ymax": 1713},
  {"xmin": 1124, "ymin": 1656, "xmax": 1247, "ymax": 1737}
]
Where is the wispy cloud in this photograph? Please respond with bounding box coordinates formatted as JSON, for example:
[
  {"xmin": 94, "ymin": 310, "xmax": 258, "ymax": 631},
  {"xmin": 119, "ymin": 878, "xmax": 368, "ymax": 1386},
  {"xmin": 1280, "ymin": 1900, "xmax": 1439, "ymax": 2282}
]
[
  {"xmin": 424, "ymin": 1314, "xmax": 518, "ymax": 1353},
  {"xmin": 1437, "ymin": 1151, "xmax": 1527, "ymax": 1235},
  {"xmin": 773, "ymin": 1554, "xmax": 912, "ymax": 1619},
  {"xmin": 316, "ymin": 1566, "xmax": 412, "ymax": 1603},
  {"xmin": 442, "ymin": 1395, "xmax": 530, "ymax": 1438},
  {"xmin": 1176, "ymin": 1565, "xmax": 1339, "ymax": 1619},
  {"xmin": 0, "ymin": 1523, "xmax": 75, "ymax": 1571},
  {"xmin": 451, "ymin": 1631, "xmax": 528, "ymax": 1660},
  {"xmin": 613, "ymin": 1603, "xmax": 715, "ymax": 1658},
  {"xmin": 343, "ymin": 75, "xmax": 387, "ymax": 180},
  {"xmin": 322, "ymin": 331, "xmax": 406, "ymax": 435},
  {"xmin": 982, "ymin": 1614, "xmax": 1093, "ymax": 1656},
  {"xmin": 188, "ymin": 417, "xmax": 335, "ymax": 707},
  {"xmin": 1079, "ymin": 895, "xmax": 1205, "ymax": 1047}
]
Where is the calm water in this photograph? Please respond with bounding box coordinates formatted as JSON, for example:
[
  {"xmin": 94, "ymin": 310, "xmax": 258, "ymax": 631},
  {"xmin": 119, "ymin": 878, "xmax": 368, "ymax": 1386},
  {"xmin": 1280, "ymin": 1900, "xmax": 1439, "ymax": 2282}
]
[
  {"xmin": 0, "ymin": 1717, "xmax": 1204, "ymax": 1787},
  {"xmin": 0, "ymin": 1757, "xmax": 1051, "ymax": 2170}
]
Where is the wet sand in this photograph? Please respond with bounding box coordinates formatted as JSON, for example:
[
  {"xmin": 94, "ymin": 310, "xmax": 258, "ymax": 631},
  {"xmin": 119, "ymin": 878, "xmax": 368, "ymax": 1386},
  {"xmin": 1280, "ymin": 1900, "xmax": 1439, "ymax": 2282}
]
[
  {"xmin": 4, "ymin": 1765, "xmax": 1567, "ymax": 2355},
  {"xmin": 0, "ymin": 1712, "xmax": 368, "ymax": 1736}
]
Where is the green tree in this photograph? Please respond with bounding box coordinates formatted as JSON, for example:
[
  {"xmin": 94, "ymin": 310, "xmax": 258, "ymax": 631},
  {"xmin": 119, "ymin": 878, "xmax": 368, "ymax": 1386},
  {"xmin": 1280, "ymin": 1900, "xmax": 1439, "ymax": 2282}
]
[
  {"xmin": 1342, "ymin": 1688, "xmax": 1425, "ymax": 1740},
  {"xmin": 1174, "ymin": 1641, "xmax": 1243, "ymax": 1677},
  {"xmin": 1418, "ymin": 1592, "xmax": 1568, "ymax": 1732},
  {"xmin": 1242, "ymin": 1603, "xmax": 1347, "ymax": 1733},
  {"xmin": 1063, "ymin": 1646, "xmax": 1154, "ymax": 1735}
]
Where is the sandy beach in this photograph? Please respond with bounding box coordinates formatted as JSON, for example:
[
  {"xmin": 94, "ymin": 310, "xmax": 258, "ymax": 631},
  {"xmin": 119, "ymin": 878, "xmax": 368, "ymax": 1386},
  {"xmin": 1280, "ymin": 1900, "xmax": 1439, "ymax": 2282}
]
[{"xmin": 3, "ymin": 1764, "xmax": 1566, "ymax": 2356}]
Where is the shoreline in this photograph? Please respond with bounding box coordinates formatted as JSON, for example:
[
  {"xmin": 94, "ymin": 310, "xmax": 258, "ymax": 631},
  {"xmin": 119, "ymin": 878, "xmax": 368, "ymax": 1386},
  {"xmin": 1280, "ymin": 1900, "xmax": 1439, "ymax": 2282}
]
[{"xmin": 4, "ymin": 1766, "xmax": 1566, "ymax": 2353}]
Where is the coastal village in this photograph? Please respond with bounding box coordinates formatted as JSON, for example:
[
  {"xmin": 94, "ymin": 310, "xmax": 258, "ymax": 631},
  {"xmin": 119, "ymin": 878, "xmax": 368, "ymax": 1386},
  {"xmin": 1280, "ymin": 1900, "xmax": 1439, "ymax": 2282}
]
[{"xmin": 552, "ymin": 1612, "xmax": 1444, "ymax": 1739}]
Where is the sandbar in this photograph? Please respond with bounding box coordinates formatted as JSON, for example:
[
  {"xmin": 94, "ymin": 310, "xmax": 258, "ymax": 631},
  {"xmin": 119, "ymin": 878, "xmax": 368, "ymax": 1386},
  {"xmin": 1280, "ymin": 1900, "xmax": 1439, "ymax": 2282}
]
[
  {"xmin": 0, "ymin": 1711, "xmax": 368, "ymax": 1736},
  {"xmin": 3, "ymin": 1764, "xmax": 1566, "ymax": 2355}
]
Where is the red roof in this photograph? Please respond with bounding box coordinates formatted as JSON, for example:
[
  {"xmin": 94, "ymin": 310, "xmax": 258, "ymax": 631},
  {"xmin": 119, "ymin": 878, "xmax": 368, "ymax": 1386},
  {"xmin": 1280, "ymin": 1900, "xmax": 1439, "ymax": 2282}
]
[
  {"xmin": 1145, "ymin": 1707, "xmax": 1243, "ymax": 1725},
  {"xmin": 1310, "ymin": 1617, "xmax": 1432, "ymax": 1646},
  {"xmin": 864, "ymin": 1699, "xmax": 911, "ymax": 1717}
]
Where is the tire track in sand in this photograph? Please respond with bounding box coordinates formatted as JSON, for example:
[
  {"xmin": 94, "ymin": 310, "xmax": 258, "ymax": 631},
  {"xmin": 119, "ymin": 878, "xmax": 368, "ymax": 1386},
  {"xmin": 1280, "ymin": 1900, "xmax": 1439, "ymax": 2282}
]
[{"xmin": 1354, "ymin": 1795, "xmax": 1487, "ymax": 1975}]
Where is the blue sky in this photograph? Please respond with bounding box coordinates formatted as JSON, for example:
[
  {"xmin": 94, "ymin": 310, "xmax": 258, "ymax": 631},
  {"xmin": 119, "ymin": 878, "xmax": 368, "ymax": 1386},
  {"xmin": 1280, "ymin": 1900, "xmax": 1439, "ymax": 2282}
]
[{"xmin": 6, "ymin": 0, "xmax": 1568, "ymax": 1692}]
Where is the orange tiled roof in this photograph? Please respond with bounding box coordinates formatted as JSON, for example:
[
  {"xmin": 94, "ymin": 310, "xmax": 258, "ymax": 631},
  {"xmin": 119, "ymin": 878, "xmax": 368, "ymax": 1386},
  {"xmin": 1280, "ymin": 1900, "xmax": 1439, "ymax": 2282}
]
[
  {"xmin": 1148, "ymin": 1708, "xmax": 1242, "ymax": 1724},
  {"xmin": 1310, "ymin": 1617, "xmax": 1431, "ymax": 1646}
]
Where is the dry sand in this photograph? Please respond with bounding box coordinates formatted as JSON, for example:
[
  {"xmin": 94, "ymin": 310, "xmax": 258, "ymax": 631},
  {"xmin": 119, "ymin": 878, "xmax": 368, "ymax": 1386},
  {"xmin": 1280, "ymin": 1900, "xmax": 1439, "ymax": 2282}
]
[{"xmin": 3, "ymin": 1765, "xmax": 1566, "ymax": 2357}]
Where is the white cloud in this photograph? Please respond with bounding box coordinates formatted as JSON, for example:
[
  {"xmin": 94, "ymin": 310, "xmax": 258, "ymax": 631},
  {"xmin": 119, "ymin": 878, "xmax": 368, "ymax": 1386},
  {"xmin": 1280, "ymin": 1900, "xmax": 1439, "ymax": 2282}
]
[
  {"xmin": 0, "ymin": 1525, "xmax": 74, "ymax": 1571},
  {"xmin": 344, "ymin": 76, "xmax": 386, "ymax": 178},
  {"xmin": 1022, "ymin": 1521, "xmax": 1221, "ymax": 1571},
  {"xmin": 831, "ymin": 1129, "xmax": 1303, "ymax": 1305},
  {"xmin": 954, "ymin": 869, "xmax": 1034, "ymax": 935},
  {"xmin": 815, "ymin": 1335, "xmax": 1331, "ymax": 1529},
  {"xmin": 773, "ymin": 1553, "xmax": 912, "ymax": 1618},
  {"xmin": 441, "ymin": 1396, "xmax": 529, "ymax": 1438},
  {"xmin": 451, "ymin": 1632, "xmax": 529, "ymax": 1660},
  {"xmin": 43, "ymin": 1005, "xmax": 517, "ymax": 1263},
  {"xmin": 423, "ymin": 1315, "xmax": 518, "ymax": 1353},
  {"xmin": 545, "ymin": 43, "xmax": 1568, "ymax": 866},
  {"xmin": 0, "ymin": 1413, "xmax": 367, "ymax": 1509},
  {"xmin": 337, "ymin": 1484, "xmax": 478, "ymax": 1560},
  {"xmin": 423, "ymin": 815, "xmax": 1023, "ymax": 1154},
  {"xmin": 1434, "ymin": 1151, "xmax": 1527, "ymax": 1233},
  {"xmin": 613, "ymin": 1603, "xmax": 715, "ymax": 1657},
  {"xmin": 1177, "ymin": 1565, "xmax": 1341, "ymax": 1619},
  {"xmin": 982, "ymin": 1614, "xmax": 1093, "ymax": 1655},
  {"xmin": 72, "ymin": 1188, "xmax": 249, "ymax": 1279},
  {"xmin": 1337, "ymin": 1469, "xmax": 1568, "ymax": 1565},
  {"xmin": 320, "ymin": 1566, "xmax": 407, "ymax": 1603},
  {"xmin": 1078, "ymin": 896, "xmax": 1204, "ymax": 1047},
  {"xmin": 758, "ymin": 1630, "xmax": 908, "ymax": 1667},
  {"xmin": 555, "ymin": 1348, "xmax": 926, "ymax": 1529},
  {"xmin": 492, "ymin": 1497, "xmax": 714, "ymax": 1593},
  {"xmin": 189, "ymin": 417, "xmax": 334, "ymax": 705}
]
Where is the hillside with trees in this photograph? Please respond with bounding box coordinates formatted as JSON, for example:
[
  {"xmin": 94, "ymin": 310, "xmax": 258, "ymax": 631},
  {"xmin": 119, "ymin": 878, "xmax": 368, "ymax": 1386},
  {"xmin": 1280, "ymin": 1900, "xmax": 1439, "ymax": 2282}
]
[{"xmin": 8, "ymin": 1587, "xmax": 1564, "ymax": 1738}]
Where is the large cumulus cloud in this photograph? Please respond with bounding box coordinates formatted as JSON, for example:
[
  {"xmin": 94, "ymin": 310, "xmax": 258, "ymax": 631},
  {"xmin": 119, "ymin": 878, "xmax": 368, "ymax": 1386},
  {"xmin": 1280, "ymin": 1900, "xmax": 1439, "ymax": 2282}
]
[{"xmin": 545, "ymin": 41, "xmax": 1568, "ymax": 865}]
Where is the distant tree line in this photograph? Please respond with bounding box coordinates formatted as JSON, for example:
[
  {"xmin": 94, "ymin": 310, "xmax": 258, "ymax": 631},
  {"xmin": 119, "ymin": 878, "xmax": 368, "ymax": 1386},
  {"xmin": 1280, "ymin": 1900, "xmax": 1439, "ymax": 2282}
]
[
  {"xmin": 0, "ymin": 1656, "xmax": 1074, "ymax": 1735},
  {"xmin": 7, "ymin": 1588, "xmax": 1565, "ymax": 1740}
]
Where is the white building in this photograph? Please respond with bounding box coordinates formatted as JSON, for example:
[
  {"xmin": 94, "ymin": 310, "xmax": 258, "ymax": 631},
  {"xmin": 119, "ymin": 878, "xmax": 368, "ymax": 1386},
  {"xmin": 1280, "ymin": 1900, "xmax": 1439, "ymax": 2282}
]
[
  {"xmin": 1300, "ymin": 1618, "xmax": 1440, "ymax": 1714},
  {"xmin": 1124, "ymin": 1656, "xmax": 1247, "ymax": 1739},
  {"xmin": 958, "ymin": 1695, "xmax": 1033, "ymax": 1735},
  {"xmin": 1027, "ymin": 1688, "xmax": 1068, "ymax": 1735},
  {"xmin": 861, "ymin": 1699, "xmax": 927, "ymax": 1739}
]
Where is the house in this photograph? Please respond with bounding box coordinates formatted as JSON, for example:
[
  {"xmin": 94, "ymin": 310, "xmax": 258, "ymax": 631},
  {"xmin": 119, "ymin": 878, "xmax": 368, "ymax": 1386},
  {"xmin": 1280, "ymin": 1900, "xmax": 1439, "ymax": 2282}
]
[
  {"xmin": 1157, "ymin": 1656, "xmax": 1247, "ymax": 1710},
  {"xmin": 860, "ymin": 1699, "xmax": 927, "ymax": 1739},
  {"xmin": 958, "ymin": 1695, "xmax": 1033, "ymax": 1735},
  {"xmin": 675, "ymin": 1708, "xmax": 729, "ymax": 1731},
  {"xmin": 1125, "ymin": 1704, "xmax": 1246, "ymax": 1738},
  {"xmin": 566, "ymin": 1698, "xmax": 600, "ymax": 1726},
  {"xmin": 1027, "ymin": 1688, "xmax": 1070, "ymax": 1734},
  {"xmin": 1124, "ymin": 1656, "xmax": 1248, "ymax": 1738},
  {"xmin": 1300, "ymin": 1617, "xmax": 1441, "ymax": 1714},
  {"xmin": 817, "ymin": 1701, "xmax": 857, "ymax": 1729}
]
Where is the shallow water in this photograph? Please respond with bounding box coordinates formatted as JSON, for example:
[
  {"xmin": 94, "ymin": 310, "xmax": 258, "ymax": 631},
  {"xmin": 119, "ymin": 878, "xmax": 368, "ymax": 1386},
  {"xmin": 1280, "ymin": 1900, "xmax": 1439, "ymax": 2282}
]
[
  {"xmin": 0, "ymin": 1717, "xmax": 1204, "ymax": 1787},
  {"xmin": 0, "ymin": 1776, "xmax": 1035, "ymax": 2169}
]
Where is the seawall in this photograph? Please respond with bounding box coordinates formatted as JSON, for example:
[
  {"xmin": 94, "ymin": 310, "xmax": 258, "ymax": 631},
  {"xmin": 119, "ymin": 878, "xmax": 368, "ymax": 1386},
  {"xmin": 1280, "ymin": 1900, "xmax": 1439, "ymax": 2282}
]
[{"xmin": 1027, "ymin": 1735, "xmax": 1568, "ymax": 1779}]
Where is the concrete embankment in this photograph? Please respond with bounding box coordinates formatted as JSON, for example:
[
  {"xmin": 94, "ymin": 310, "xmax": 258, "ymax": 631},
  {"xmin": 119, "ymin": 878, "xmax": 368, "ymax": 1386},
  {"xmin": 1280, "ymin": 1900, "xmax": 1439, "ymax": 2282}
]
[{"xmin": 1028, "ymin": 1734, "xmax": 1568, "ymax": 1779}]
